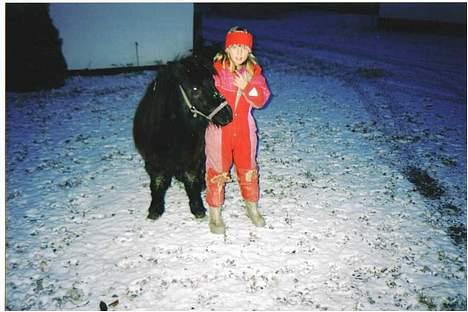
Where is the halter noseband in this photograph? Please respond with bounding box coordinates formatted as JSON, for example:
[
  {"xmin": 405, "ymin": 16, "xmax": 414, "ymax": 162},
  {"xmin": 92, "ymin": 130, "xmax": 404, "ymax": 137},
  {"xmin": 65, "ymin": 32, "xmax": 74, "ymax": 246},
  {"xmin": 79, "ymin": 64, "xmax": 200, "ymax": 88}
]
[{"xmin": 178, "ymin": 84, "xmax": 228, "ymax": 121}]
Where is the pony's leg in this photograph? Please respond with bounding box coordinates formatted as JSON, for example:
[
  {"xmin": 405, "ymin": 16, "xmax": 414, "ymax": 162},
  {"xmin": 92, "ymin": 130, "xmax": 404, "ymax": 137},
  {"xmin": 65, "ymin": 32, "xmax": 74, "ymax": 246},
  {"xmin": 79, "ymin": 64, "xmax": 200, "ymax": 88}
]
[
  {"xmin": 145, "ymin": 162, "xmax": 172, "ymax": 220},
  {"xmin": 148, "ymin": 173, "xmax": 172, "ymax": 220},
  {"xmin": 180, "ymin": 171, "xmax": 206, "ymax": 218}
]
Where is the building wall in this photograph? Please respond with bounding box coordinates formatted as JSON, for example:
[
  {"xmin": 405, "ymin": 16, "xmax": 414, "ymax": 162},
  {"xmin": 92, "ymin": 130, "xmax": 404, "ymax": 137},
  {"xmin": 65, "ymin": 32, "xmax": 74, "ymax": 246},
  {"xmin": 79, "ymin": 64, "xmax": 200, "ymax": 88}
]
[
  {"xmin": 50, "ymin": 3, "xmax": 193, "ymax": 70},
  {"xmin": 379, "ymin": 3, "xmax": 466, "ymax": 25}
]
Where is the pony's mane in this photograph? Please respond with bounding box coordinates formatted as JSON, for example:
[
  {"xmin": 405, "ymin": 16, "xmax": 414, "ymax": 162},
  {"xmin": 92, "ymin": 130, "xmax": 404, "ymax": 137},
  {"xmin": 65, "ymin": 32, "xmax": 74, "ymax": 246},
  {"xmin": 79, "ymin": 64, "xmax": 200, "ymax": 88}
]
[{"xmin": 172, "ymin": 54, "xmax": 215, "ymax": 82}]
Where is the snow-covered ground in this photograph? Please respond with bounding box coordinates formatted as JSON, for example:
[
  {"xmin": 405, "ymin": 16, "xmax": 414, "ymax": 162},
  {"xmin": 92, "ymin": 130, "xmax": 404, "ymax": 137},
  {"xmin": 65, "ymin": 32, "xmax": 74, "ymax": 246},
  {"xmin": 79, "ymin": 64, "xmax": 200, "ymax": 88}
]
[{"xmin": 5, "ymin": 10, "xmax": 466, "ymax": 310}]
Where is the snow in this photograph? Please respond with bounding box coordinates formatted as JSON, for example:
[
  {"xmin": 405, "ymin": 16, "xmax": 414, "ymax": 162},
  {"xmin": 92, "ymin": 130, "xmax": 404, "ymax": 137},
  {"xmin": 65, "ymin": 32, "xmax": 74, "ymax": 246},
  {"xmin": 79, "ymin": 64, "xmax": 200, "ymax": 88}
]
[{"xmin": 5, "ymin": 10, "xmax": 466, "ymax": 310}]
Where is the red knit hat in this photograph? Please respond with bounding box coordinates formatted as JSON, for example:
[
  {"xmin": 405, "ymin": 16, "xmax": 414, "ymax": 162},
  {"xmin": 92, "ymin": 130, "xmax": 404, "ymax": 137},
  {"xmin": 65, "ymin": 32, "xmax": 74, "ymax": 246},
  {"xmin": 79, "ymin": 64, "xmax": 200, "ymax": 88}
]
[{"xmin": 225, "ymin": 31, "xmax": 253, "ymax": 50}]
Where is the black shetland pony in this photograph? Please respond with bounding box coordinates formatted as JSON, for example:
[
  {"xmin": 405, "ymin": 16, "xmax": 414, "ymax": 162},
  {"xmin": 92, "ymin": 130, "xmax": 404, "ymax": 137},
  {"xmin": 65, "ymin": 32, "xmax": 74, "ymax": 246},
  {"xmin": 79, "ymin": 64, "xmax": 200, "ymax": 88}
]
[{"xmin": 133, "ymin": 55, "xmax": 232, "ymax": 220}]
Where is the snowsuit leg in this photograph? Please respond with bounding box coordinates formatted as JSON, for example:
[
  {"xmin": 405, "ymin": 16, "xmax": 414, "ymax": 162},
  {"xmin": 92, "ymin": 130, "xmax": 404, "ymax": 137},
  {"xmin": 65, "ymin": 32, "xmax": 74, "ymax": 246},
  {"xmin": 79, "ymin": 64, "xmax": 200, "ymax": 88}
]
[
  {"xmin": 233, "ymin": 114, "xmax": 259, "ymax": 202},
  {"xmin": 205, "ymin": 168, "xmax": 230, "ymax": 208},
  {"xmin": 236, "ymin": 168, "xmax": 259, "ymax": 202},
  {"xmin": 205, "ymin": 124, "xmax": 231, "ymax": 208}
]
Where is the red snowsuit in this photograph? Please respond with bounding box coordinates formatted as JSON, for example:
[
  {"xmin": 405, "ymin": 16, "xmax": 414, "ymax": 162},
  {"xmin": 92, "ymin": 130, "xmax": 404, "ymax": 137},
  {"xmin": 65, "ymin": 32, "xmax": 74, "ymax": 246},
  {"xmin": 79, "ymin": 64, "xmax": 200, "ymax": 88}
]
[{"xmin": 205, "ymin": 61, "xmax": 271, "ymax": 208}]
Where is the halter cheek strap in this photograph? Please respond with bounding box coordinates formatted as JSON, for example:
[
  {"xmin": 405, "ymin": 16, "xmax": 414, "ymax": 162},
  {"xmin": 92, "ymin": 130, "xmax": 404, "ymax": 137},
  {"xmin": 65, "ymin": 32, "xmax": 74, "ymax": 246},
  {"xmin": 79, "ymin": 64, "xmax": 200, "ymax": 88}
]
[{"xmin": 178, "ymin": 84, "xmax": 228, "ymax": 121}]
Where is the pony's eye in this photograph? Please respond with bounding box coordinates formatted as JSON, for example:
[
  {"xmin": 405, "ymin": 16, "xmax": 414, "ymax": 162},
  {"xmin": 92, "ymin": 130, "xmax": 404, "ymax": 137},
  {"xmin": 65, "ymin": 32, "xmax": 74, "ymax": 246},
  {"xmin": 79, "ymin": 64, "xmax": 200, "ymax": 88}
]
[{"xmin": 191, "ymin": 86, "xmax": 201, "ymax": 97}]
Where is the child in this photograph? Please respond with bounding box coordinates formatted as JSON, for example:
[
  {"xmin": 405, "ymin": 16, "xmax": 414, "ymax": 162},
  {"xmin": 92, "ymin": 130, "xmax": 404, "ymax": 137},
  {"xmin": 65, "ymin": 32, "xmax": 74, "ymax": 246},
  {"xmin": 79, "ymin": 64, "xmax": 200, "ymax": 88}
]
[{"xmin": 205, "ymin": 26, "xmax": 271, "ymax": 234}]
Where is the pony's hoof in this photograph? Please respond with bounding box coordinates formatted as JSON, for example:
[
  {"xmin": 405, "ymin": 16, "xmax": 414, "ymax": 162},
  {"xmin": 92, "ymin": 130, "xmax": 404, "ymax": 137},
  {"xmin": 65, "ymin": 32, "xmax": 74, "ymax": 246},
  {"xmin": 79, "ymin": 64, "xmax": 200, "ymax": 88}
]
[
  {"xmin": 193, "ymin": 210, "xmax": 206, "ymax": 219},
  {"xmin": 147, "ymin": 211, "xmax": 162, "ymax": 220}
]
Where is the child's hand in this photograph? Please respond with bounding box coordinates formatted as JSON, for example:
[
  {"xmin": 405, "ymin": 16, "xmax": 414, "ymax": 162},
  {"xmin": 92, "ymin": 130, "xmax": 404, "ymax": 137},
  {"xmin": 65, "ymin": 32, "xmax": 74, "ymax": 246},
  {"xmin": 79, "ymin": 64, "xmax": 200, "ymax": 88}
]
[{"xmin": 234, "ymin": 72, "xmax": 251, "ymax": 90}]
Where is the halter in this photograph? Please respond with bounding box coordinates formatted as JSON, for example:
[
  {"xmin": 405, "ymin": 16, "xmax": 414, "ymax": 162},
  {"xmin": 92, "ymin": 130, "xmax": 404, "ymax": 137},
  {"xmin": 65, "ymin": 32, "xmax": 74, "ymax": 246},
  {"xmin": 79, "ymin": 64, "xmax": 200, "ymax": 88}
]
[{"xmin": 178, "ymin": 84, "xmax": 228, "ymax": 121}]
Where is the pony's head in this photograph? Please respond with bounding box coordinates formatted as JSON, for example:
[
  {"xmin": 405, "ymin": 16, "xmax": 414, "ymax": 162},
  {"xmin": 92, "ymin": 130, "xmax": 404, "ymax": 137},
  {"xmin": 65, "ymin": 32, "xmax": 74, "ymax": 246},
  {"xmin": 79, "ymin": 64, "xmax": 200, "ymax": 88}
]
[{"xmin": 173, "ymin": 55, "xmax": 232, "ymax": 127}]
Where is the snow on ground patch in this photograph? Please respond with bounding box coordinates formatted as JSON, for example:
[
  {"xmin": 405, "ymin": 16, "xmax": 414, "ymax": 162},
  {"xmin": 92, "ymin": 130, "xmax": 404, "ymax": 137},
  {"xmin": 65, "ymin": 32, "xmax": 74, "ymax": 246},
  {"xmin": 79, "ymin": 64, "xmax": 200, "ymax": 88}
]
[{"xmin": 6, "ymin": 10, "xmax": 466, "ymax": 311}]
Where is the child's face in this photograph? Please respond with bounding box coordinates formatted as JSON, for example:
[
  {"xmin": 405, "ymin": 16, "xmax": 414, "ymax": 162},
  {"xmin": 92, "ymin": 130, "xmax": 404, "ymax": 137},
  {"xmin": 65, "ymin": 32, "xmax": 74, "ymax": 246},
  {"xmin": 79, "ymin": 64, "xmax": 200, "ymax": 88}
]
[{"xmin": 226, "ymin": 44, "xmax": 250, "ymax": 68}]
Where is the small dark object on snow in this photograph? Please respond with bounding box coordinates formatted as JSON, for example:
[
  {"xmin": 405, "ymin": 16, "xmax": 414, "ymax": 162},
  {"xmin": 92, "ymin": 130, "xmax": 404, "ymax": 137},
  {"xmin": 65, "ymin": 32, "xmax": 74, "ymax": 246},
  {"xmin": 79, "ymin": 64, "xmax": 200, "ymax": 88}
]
[
  {"xmin": 99, "ymin": 301, "xmax": 108, "ymax": 311},
  {"xmin": 440, "ymin": 203, "xmax": 462, "ymax": 216},
  {"xmin": 109, "ymin": 299, "xmax": 119, "ymax": 307},
  {"xmin": 357, "ymin": 67, "xmax": 386, "ymax": 79},
  {"xmin": 404, "ymin": 166, "xmax": 445, "ymax": 199},
  {"xmin": 447, "ymin": 224, "xmax": 467, "ymax": 246},
  {"xmin": 133, "ymin": 54, "xmax": 232, "ymax": 220}
]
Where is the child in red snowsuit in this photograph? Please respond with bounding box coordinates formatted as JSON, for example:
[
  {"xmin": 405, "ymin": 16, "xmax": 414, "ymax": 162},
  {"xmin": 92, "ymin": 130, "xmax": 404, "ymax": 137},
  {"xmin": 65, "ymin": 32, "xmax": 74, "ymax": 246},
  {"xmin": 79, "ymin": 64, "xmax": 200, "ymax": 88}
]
[{"xmin": 205, "ymin": 26, "xmax": 271, "ymax": 234}]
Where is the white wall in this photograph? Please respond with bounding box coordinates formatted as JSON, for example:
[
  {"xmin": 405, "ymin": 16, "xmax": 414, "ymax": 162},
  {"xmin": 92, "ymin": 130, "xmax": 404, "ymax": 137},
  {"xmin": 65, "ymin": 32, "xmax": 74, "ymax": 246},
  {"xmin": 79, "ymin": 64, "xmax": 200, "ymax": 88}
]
[
  {"xmin": 50, "ymin": 3, "xmax": 193, "ymax": 70},
  {"xmin": 379, "ymin": 3, "xmax": 466, "ymax": 25}
]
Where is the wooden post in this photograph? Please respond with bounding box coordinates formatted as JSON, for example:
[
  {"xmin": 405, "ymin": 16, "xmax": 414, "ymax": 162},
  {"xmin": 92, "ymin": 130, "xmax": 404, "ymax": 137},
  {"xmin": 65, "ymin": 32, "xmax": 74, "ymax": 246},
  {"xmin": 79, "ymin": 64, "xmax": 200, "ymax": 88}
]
[{"xmin": 135, "ymin": 42, "xmax": 140, "ymax": 67}]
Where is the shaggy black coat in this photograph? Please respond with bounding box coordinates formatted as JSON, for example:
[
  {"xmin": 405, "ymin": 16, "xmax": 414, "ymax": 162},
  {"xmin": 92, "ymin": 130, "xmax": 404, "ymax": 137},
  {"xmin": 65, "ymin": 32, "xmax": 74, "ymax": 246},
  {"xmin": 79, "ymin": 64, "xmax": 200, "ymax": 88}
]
[{"xmin": 133, "ymin": 55, "xmax": 232, "ymax": 219}]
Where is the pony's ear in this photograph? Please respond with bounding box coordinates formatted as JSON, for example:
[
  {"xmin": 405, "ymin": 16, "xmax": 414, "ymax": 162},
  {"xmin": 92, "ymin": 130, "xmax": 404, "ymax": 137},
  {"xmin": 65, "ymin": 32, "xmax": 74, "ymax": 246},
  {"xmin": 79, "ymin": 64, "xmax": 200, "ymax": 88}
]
[
  {"xmin": 181, "ymin": 55, "xmax": 196, "ymax": 68},
  {"xmin": 172, "ymin": 62, "xmax": 188, "ymax": 80}
]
